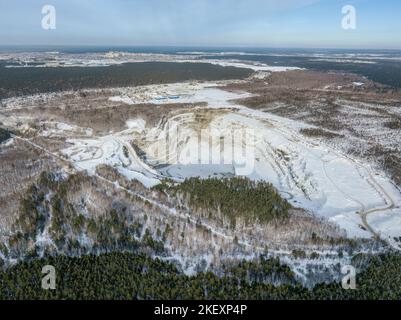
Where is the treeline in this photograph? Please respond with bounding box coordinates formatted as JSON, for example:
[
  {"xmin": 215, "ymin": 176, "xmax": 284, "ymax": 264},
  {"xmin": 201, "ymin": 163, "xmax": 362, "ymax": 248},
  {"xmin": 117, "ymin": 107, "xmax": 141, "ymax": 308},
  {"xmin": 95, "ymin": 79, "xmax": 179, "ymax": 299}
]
[
  {"xmin": 0, "ymin": 127, "xmax": 11, "ymax": 143},
  {"xmin": 0, "ymin": 62, "xmax": 252, "ymax": 99},
  {"xmin": 158, "ymin": 177, "xmax": 291, "ymax": 227},
  {"xmin": 0, "ymin": 251, "xmax": 400, "ymax": 300}
]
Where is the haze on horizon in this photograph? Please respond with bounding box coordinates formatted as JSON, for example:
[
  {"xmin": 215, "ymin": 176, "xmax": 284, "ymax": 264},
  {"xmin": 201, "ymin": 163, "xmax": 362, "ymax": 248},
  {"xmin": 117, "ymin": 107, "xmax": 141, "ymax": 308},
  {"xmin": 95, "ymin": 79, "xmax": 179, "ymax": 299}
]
[{"xmin": 0, "ymin": 0, "xmax": 400, "ymax": 50}]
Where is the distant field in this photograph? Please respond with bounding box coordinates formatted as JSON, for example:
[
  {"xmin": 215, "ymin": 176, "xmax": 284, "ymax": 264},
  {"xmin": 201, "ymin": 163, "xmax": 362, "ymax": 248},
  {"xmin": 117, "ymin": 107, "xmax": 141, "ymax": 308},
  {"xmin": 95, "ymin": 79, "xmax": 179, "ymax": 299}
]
[{"xmin": 0, "ymin": 62, "xmax": 252, "ymax": 99}]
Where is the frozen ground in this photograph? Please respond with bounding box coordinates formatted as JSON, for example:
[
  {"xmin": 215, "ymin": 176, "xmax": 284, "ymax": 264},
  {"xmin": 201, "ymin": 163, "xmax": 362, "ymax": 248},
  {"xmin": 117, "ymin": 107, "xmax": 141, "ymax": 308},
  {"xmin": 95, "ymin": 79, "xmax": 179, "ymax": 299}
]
[
  {"xmin": 58, "ymin": 81, "xmax": 401, "ymax": 243},
  {"xmin": 108, "ymin": 81, "xmax": 252, "ymax": 106},
  {"xmin": 193, "ymin": 59, "xmax": 302, "ymax": 72},
  {"xmin": 0, "ymin": 51, "xmax": 301, "ymax": 72}
]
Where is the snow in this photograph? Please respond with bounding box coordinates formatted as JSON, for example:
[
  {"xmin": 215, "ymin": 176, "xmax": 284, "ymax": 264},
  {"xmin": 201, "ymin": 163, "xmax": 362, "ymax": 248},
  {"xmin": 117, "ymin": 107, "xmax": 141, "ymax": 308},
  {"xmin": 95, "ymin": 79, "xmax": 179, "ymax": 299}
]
[
  {"xmin": 126, "ymin": 118, "xmax": 146, "ymax": 131},
  {"xmin": 56, "ymin": 123, "xmax": 74, "ymax": 131},
  {"xmin": 41, "ymin": 122, "xmax": 93, "ymax": 137},
  {"xmin": 329, "ymin": 213, "xmax": 371, "ymax": 238},
  {"xmin": 62, "ymin": 134, "xmax": 161, "ymax": 188},
  {"xmin": 251, "ymin": 71, "xmax": 271, "ymax": 80},
  {"xmin": 197, "ymin": 59, "xmax": 303, "ymax": 72},
  {"xmin": 311, "ymin": 58, "xmax": 376, "ymax": 64},
  {"xmin": 0, "ymin": 138, "xmax": 14, "ymax": 147},
  {"xmin": 110, "ymin": 96, "xmax": 136, "ymax": 105},
  {"xmin": 107, "ymin": 82, "xmax": 252, "ymax": 107},
  {"xmin": 367, "ymin": 209, "xmax": 401, "ymax": 239}
]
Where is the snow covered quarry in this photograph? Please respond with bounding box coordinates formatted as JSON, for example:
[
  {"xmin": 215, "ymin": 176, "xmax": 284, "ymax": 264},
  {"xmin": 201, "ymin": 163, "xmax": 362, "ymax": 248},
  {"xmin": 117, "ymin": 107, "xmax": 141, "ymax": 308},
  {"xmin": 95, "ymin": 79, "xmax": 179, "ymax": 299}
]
[{"xmin": 58, "ymin": 82, "xmax": 401, "ymax": 244}]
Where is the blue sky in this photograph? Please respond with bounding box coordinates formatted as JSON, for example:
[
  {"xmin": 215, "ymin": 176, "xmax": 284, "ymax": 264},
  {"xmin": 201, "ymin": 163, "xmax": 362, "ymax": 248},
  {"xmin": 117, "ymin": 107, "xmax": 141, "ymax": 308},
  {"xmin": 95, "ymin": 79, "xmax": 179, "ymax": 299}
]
[{"xmin": 0, "ymin": 0, "xmax": 400, "ymax": 49}]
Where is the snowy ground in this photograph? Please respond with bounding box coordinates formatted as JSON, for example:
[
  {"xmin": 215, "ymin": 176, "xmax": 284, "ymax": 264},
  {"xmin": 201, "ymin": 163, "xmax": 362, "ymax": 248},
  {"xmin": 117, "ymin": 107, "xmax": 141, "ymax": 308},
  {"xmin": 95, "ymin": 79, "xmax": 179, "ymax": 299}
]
[
  {"xmin": 59, "ymin": 81, "xmax": 401, "ymax": 243},
  {"xmin": 1, "ymin": 51, "xmax": 301, "ymax": 73}
]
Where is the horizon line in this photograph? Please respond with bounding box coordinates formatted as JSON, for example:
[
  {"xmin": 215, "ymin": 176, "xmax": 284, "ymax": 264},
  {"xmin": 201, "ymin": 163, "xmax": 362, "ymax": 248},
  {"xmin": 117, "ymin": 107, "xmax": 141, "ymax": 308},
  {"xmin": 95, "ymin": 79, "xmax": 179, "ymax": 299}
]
[{"xmin": 1, "ymin": 44, "xmax": 401, "ymax": 51}]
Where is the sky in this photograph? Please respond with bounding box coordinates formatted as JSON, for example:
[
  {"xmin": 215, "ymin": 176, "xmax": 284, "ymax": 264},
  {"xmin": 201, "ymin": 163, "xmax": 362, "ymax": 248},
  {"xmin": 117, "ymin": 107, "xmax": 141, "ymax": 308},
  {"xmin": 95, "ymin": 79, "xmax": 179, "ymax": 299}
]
[{"xmin": 0, "ymin": 0, "xmax": 400, "ymax": 49}]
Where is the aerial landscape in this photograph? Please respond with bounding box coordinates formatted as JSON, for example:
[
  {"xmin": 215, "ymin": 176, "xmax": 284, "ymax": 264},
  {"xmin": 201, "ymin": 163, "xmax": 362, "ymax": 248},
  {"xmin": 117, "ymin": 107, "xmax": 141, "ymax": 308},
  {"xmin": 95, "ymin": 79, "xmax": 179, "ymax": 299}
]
[{"xmin": 0, "ymin": 0, "xmax": 401, "ymax": 304}]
